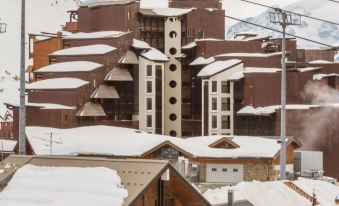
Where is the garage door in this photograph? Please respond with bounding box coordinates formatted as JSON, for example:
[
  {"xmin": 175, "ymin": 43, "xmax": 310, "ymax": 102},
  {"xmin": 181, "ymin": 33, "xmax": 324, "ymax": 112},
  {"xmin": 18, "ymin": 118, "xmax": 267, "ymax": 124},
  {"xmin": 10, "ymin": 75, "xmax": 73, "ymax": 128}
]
[{"xmin": 206, "ymin": 164, "xmax": 244, "ymax": 183}]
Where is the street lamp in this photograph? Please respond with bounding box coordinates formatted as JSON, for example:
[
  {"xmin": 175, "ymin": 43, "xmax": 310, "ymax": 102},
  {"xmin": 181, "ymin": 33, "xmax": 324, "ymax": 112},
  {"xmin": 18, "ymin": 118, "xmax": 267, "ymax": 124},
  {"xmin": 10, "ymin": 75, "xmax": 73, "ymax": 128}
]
[{"xmin": 269, "ymin": 9, "xmax": 301, "ymax": 180}]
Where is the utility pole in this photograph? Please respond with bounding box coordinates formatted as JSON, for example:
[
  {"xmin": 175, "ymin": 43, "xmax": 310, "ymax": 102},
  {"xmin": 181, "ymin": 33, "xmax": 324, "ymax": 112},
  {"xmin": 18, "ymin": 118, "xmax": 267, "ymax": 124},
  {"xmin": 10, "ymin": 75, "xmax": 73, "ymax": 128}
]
[
  {"xmin": 0, "ymin": 19, "xmax": 7, "ymax": 34},
  {"xmin": 19, "ymin": 0, "xmax": 26, "ymax": 155},
  {"xmin": 269, "ymin": 9, "xmax": 301, "ymax": 180}
]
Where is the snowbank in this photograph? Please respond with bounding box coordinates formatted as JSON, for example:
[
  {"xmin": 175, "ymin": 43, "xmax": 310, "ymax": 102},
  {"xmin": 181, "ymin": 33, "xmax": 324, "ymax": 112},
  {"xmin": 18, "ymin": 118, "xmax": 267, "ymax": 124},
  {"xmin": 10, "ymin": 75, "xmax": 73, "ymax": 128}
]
[{"xmin": 0, "ymin": 165, "xmax": 128, "ymax": 206}]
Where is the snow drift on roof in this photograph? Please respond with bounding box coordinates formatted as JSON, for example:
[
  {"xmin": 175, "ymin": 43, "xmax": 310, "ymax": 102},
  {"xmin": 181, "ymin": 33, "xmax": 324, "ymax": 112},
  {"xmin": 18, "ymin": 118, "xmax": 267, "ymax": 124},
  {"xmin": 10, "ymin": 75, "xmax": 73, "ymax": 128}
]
[
  {"xmin": 203, "ymin": 178, "xmax": 339, "ymax": 206},
  {"xmin": 190, "ymin": 57, "xmax": 215, "ymax": 66},
  {"xmin": 63, "ymin": 31, "xmax": 125, "ymax": 39},
  {"xmin": 309, "ymin": 60, "xmax": 333, "ymax": 64},
  {"xmin": 140, "ymin": 48, "xmax": 169, "ymax": 62},
  {"xmin": 0, "ymin": 165, "xmax": 128, "ymax": 206},
  {"xmin": 226, "ymin": 67, "xmax": 280, "ymax": 81},
  {"xmin": 34, "ymin": 61, "xmax": 103, "ymax": 73},
  {"xmin": 313, "ymin": 73, "xmax": 339, "ymax": 80},
  {"xmin": 0, "ymin": 139, "xmax": 17, "ymax": 152},
  {"xmin": 132, "ymin": 39, "xmax": 151, "ymax": 50},
  {"xmin": 84, "ymin": 0, "xmax": 135, "ymax": 7},
  {"xmin": 216, "ymin": 52, "xmax": 283, "ymax": 58},
  {"xmin": 26, "ymin": 78, "xmax": 89, "ymax": 90},
  {"xmin": 26, "ymin": 125, "xmax": 293, "ymax": 159},
  {"xmin": 152, "ymin": 8, "xmax": 192, "ymax": 17},
  {"xmin": 50, "ymin": 44, "xmax": 116, "ymax": 56},
  {"xmin": 237, "ymin": 105, "xmax": 316, "ymax": 116},
  {"xmin": 182, "ymin": 41, "xmax": 197, "ymax": 50},
  {"xmin": 197, "ymin": 59, "xmax": 242, "ymax": 77}
]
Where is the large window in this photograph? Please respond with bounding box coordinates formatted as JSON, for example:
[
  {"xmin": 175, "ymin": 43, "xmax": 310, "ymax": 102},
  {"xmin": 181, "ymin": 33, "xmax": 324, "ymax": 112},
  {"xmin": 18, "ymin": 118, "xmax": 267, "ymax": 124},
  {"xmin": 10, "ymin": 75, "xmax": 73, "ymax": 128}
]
[
  {"xmin": 221, "ymin": 98, "xmax": 231, "ymax": 111},
  {"xmin": 221, "ymin": 81, "xmax": 230, "ymax": 93},
  {"xmin": 146, "ymin": 115, "xmax": 152, "ymax": 128},
  {"xmin": 147, "ymin": 65, "xmax": 152, "ymax": 77},
  {"xmin": 147, "ymin": 98, "xmax": 152, "ymax": 110},
  {"xmin": 221, "ymin": 115, "xmax": 230, "ymax": 129},
  {"xmin": 147, "ymin": 81, "xmax": 152, "ymax": 93},
  {"xmin": 212, "ymin": 98, "xmax": 217, "ymax": 111},
  {"xmin": 212, "ymin": 115, "xmax": 217, "ymax": 129},
  {"xmin": 212, "ymin": 81, "xmax": 217, "ymax": 93}
]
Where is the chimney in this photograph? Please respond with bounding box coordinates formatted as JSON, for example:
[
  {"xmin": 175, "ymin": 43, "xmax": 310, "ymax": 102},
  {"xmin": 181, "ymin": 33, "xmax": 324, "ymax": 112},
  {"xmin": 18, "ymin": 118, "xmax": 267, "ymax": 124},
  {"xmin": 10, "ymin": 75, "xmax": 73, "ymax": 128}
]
[
  {"xmin": 228, "ymin": 190, "xmax": 234, "ymax": 206},
  {"xmin": 335, "ymin": 195, "xmax": 339, "ymax": 205}
]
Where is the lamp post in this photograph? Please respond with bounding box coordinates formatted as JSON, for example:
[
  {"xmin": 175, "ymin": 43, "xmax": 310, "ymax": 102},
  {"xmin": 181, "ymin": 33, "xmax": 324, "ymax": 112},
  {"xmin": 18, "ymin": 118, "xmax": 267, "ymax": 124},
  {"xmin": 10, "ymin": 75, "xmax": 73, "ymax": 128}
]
[
  {"xmin": 269, "ymin": 9, "xmax": 301, "ymax": 180},
  {"xmin": 19, "ymin": 0, "xmax": 26, "ymax": 155}
]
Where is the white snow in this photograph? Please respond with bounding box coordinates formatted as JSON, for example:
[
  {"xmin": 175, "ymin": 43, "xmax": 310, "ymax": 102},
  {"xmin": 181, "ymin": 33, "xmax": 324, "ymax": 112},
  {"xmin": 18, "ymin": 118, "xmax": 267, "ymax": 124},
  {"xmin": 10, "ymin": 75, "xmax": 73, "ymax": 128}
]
[
  {"xmin": 296, "ymin": 67, "xmax": 321, "ymax": 72},
  {"xmin": 203, "ymin": 178, "xmax": 339, "ymax": 206},
  {"xmin": 226, "ymin": 67, "xmax": 280, "ymax": 81},
  {"xmin": 309, "ymin": 60, "xmax": 334, "ymax": 64},
  {"xmin": 63, "ymin": 31, "xmax": 125, "ymax": 39},
  {"xmin": 132, "ymin": 39, "xmax": 151, "ymax": 50},
  {"xmin": 182, "ymin": 41, "xmax": 197, "ymax": 49},
  {"xmin": 197, "ymin": 59, "xmax": 242, "ymax": 77},
  {"xmin": 26, "ymin": 125, "xmax": 290, "ymax": 159},
  {"xmin": 26, "ymin": 78, "xmax": 89, "ymax": 90},
  {"xmin": 0, "ymin": 165, "xmax": 128, "ymax": 206},
  {"xmin": 84, "ymin": 0, "xmax": 135, "ymax": 7},
  {"xmin": 34, "ymin": 61, "xmax": 103, "ymax": 73},
  {"xmin": 141, "ymin": 48, "xmax": 169, "ymax": 62},
  {"xmin": 216, "ymin": 52, "xmax": 283, "ymax": 58},
  {"xmin": 335, "ymin": 53, "xmax": 339, "ymax": 62},
  {"xmin": 0, "ymin": 139, "xmax": 17, "ymax": 152},
  {"xmin": 152, "ymin": 8, "xmax": 192, "ymax": 17},
  {"xmin": 50, "ymin": 44, "xmax": 116, "ymax": 56},
  {"xmin": 238, "ymin": 104, "xmax": 316, "ymax": 115},
  {"xmin": 0, "ymin": 70, "xmax": 19, "ymax": 118},
  {"xmin": 313, "ymin": 73, "xmax": 339, "ymax": 80},
  {"xmin": 190, "ymin": 57, "xmax": 215, "ymax": 66}
]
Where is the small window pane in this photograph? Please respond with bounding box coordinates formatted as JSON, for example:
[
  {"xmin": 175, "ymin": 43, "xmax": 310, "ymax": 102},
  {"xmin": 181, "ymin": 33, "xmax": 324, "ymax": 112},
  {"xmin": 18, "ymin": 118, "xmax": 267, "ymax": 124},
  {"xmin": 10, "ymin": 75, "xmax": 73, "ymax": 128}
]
[
  {"xmin": 212, "ymin": 116, "xmax": 217, "ymax": 129},
  {"xmin": 221, "ymin": 98, "xmax": 230, "ymax": 111},
  {"xmin": 212, "ymin": 168, "xmax": 217, "ymax": 172},
  {"xmin": 233, "ymin": 168, "xmax": 239, "ymax": 173},
  {"xmin": 222, "ymin": 116, "xmax": 230, "ymax": 129},
  {"xmin": 212, "ymin": 98, "xmax": 217, "ymax": 111},
  {"xmin": 147, "ymin": 81, "xmax": 152, "ymax": 93},
  {"xmin": 212, "ymin": 81, "xmax": 217, "ymax": 92},
  {"xmin": 146, "ymin": 115, "xmax": 152, "ymax": 127},
  {"xmin": 222, "ymin": 168, "xmax": 227, "ymax": 172},
  {"xmin": 147, "ymin": 98, "xmax": 152, "ymax": 110},
  {"xmin": 147, "ymin": 65, "xmax": 152, "ymax": 76},
  {"xmin": 222, "ymin": 81, "xmax": 230, "ymax": 93}
]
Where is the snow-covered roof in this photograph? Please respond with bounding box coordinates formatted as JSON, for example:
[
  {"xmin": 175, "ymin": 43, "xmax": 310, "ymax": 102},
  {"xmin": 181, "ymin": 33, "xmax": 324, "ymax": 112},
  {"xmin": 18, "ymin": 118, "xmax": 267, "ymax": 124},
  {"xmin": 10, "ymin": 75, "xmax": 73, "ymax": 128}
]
[
  {"xmin": 203, "ymin": 178, "xmax": 339, "ymax": 206},
  {"xmin": 216, "ymin": 52, "xmax": 283, "ymax": 58},
  {"xmin": 313, "ymin": 73, "xmax": 339, "ymax": 80},
  {"xmin": 309, "ymin": 60, "xmax": 333, "ymax": 64},
  {"xmin": 195, "ymin": 38, "xmax": 224, "ymax": 42},
  {"xmin": 83, "ymin": 0, "xmax": 135, "ymax": 7},
  {"xmin": 63, "ymin": 31, "xmax": 126, "ymax": 39},
  {"xmin": 0, "ymin": 139, "xmax": 17, "ymax": 152},
  {"xmin": 226, "ymin": 67, "xmax": 280, "ymax": 81},
  {"xmin": 26, "ymin": 125, "xmax": 296, "ymax": 159},
  {"xmin": 139, "ymin": 8, "xmax": 192, "ymax": 17},
  {"xmin": 132, "ymin": 39, "xmax": 150, "ymax": 50},
  {"xmin": 237, "ymin": 105, "xmax": 316, "ymax": 116},
  {"xmin": 197, "ymin": 59, "xmax": 243, "ymax": 77},
  {"xmin": 190, "ymin": 57, "xmax": 215, "ymax": 66},
  {"xmin": 294, "ymin": 67, "xmax": 321, "ymax": 73},
  {"xmin": 34, "ymin": 61, "xmax": 103, "ymax": 73},
  {"xmin": 140, "ymin": 48, "xmax": 169, "ymax": 62},
  {"xmin": 0, "ymin": 165, "xmax": 128, "ymax": 206},
  {"xmin": 26, "ymin": 78, "xmax": 89, "ymax": 90},
  {"xmin": 182, "ymin": 41, "xmax": 197, "ymax": 50},
  {"xmin": 50, "ymin": 44, "xmax": 117, "ymax": 56}
]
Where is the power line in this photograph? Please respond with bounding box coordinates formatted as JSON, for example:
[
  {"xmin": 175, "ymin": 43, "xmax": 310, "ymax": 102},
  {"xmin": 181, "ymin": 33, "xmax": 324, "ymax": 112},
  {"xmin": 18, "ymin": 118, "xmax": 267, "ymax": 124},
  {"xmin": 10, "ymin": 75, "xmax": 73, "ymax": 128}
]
[
  {"xmin": 175, "ymin": 1, "xmax": 337, "ymax": 49},
  {"xmin": 239, "ymin": 0, "xmax": 339, "ymax": 26}
]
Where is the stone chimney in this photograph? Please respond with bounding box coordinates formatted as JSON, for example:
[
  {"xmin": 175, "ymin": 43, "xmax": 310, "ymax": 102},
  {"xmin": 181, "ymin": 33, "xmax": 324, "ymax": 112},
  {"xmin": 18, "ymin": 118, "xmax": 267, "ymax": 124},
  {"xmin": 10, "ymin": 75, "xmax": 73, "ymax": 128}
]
[{"xmin": 228, "ymin": 190, "xmax": 234, "ymax": 206}]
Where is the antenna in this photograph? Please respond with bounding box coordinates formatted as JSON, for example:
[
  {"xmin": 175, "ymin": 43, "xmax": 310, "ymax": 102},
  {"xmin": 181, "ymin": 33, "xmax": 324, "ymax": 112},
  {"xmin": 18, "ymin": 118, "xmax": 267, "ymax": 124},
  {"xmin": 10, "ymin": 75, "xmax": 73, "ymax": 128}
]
[
  {"xmin": 269, "ymin": 9, "xmax": 301, "ymax": 180},
  {"xmin": 0, "ymin": 19, "xmax": 7, "ymax": 34},
  {"xmin": 33, "ymin": 132, "xmax": 63, "ymax": 155}
]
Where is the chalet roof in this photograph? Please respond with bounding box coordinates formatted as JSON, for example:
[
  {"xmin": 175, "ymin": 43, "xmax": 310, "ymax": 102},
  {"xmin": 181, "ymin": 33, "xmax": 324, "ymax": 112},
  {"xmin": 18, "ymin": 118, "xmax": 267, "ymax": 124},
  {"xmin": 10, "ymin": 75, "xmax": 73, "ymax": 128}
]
[
  {"xmin": 91, "ymin": 85, "xmax": 120, "ymax": 99},
  {"xmin": 140, "ymin": 48, "xmax": 169, "ymax": 62},
  {"xmin": 190, "ymin": 57, "xmax": 215, "ymax": 66},
  {"xmin": 139, "ymin": 8, "xmax": 192, "ymax": 17},
  {"xmin": 0, "ymin": 155, "xmax": 211, "ymax": 206},
  {"xmin": 76, "ymin": 102, "xmax": 106, "ymax": 117},
  {"xmin": 119, "ymin": 50, "xmax": 139, "ymax": 64},
  {"xmin": 105, "ymin": 67, "xmax": 133, "ymax": 81},
  {"xmin": 26, "ymin": 125, "xmax": 301, "ymax": 159},
  {"xmin": 0, "ymin": 139, "xmax": 17, "ymax": 152},
  {"xmin": 26, "ymin": 78, "xmax": 89, "ymax": 90},
  {"xmin": 131, "ymin": 39, "xmax": 151, "ymax": 50},
  {"xmin": 197, "ymin": 59, "xmax": 243, "ymax": 78},
  {"xmin": 50, "ymin": 44, "xmax": 116, "ymax": 56},
  {"xmin": 82, "ymin": 0, "xmax": 136, "ymax": 7},
  {"xmin": 34, "ymin": 61, "xmax": 103, "ymax": 73},
  {"xmin": 63, "ymin": 31, "xmax": 126, "ymax": 39}
]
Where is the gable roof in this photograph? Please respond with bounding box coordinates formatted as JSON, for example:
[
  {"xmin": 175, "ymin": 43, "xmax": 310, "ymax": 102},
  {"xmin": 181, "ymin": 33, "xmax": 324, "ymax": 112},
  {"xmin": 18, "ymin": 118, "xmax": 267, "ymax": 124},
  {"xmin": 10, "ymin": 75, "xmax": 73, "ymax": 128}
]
[
  {"xmin": 208, "ymin": 137, "xmax": 240, "ymax": 149},
  {"xmin": 76, "ymin": 102, "xmax": 106, "ymax": 117},
  {"xmin": 197, "ymin": 59, "xmax": 243, "ymax": 78},
  {"xmin": 190, "ymin": 57, "xmax": 215, "ymax": 66},
  {"xmin": 140, "ymin": 48, "xmax": 169, "ymax": 62},
  {"xmin": 139, "ymin": 8, "xmax": 192, "ymax": 17},
  {"xmin": 105, "ymin": 67, "xmax": 133, "ymax": 81},
  {"xmin": 119, "ymin": 50, "xmax": 139, "ymax": 64}
]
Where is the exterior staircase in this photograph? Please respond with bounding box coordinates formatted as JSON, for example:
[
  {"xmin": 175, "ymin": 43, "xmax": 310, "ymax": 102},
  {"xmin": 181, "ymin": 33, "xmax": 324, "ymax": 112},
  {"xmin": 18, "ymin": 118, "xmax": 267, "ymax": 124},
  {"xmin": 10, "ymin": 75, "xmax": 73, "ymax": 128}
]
[{"xmin": 284, "ymin": 181, "xmax": 319, "ymax": 205}]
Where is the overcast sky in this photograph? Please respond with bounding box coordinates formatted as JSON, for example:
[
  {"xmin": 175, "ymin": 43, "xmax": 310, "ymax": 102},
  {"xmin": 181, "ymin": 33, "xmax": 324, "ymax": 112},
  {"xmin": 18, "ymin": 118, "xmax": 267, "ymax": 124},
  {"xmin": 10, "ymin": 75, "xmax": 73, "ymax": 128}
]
[{"xmin": 140, "ymin": 0, "xmax": 300, "ymax": 26}]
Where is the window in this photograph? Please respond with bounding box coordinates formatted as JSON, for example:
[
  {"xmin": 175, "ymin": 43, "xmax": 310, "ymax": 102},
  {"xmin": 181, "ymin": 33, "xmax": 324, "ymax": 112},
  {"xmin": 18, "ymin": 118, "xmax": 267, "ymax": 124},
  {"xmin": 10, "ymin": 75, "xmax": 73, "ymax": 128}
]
[
  {"xmin": 222, "ymin": 168, "xmax": 228, "ymax": 172},
  {"xmin": 147, "ymin": 98, "xmax": 152, "ymax": 110},
  {"xmin": 212, "ymin": 115, "xmax": 217, "ymax": 129},
  {"xmin": 212, "ymin": 98, "xmax": 217, "ymax": 111},
  {"xmin": 169, "ymin": 97, "xmax": 177, "ymax": 105},
  {"xmin": 169, "ymin": 80, "xmax": 177, "ymax": 88},
  {"xmin": 212, "ymin": 168, "xmax": 217, "ymax": 172},
  {"xmin": 162, "ymin": 147, "xmax": 179, "ymax": 159},
  {"xmin": 169, "ymin": 31, "xmax": 177, "ymax": 38},
  {"xmin": 169, "ymin": 47, "xmax": 177, "ymax": 55},
  {"xmin": 169, "ymin": 130, "xmax": 177, "ymax": 137},
  {"xmin": 169, "ymin": 64, "xmax": 177, "ymax": 72},
  {"xmin": 221, "ymin": 98, "xmax": 230, "ymax": 111},
  {"xmin": 222, "ymin": 116, "xmax": 230, "ymax": 129},
  {"xmin": 146, "ymin": 115, "xmax": 152, "ymax": 128},
  {"xmin": 146, "ymin": 65, "xmax": 152, "ymax": 77},
  {"xmin": 147, "ymin": 81, "xmax": 152, "ymax": 93},
  {"xmin": 169, "ymin": 113, "xmax": 177, "ymax": 121},
  {"xmin": 155, "ymin": 65, "xmax": 162, "ymax": 70},
  {"xmin": 221, "ymin": 81, "xmax": 230, "ymax": 93},
  {"xmin": 212, "ymin": 81, "xmax": 217, "ymax": 93},
  {"xmin": 233, "ymin": 169, "xmax": 239, "ymax": 173}
]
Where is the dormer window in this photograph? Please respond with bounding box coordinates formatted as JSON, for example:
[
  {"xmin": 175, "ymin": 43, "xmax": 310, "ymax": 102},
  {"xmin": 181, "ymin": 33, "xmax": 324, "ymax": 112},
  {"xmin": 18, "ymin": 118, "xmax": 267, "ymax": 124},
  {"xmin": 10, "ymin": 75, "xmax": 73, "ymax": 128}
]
[{"xmin": 209, "ymin": 137, "xmax": 240, "ymax": 149}]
